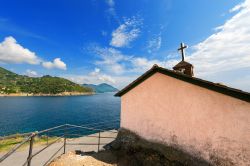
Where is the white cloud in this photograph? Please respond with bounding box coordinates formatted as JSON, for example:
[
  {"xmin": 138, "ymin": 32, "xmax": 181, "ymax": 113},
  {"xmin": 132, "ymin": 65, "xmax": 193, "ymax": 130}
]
[
  {"xmin": 25, "ymin": 69, "xmax": 38, "ymax": 77},
  {"xmin": 162, "ymin": 0, "xmax": 250, "ymax": 92},
  {"xmin": 106, "ymin": 0, "xmax": 115, "ymax": 7},
  {"xmin": 98, "ymin": 74, "xmax": 116, "ymax": 83},
  {"xmin": 65, "ymin": 68, "xmax": 116, "ymax": 86},
  {"xmin": 105, "ymin": 0, "xmax": 120, "ymax": 24},
  {"xmin": 92, "ymin": 46, "xmax": 130, "ymax": 74},
  {"xmin": 230, "ymin": 1, "xmax": 247, "ymax": 13},
  {"xmin": 147, "ymin": 35, "xmax": 162, "ymax": 53},
  {"xmin": 186, "ymin": 0, "xmax": 250, "ymax": 77},
  {"xmin": 88, "ymin": 68, "xmax": 115, "ymax": 83},
  {"xmin": 64, "ymin": 73, "xmax": 136, "ymax": 89},
  {"xmin": 90, "ymin": 68, "xmax": 101, "ymax": 76},
  {"xmin": 42, "ymin": 58, "xmax": 67, "ymax": 70},
  {"xmin": 110, "ymin": 17, "xmax": 142, "ymax": 47},
  {"xmin": 131, "ymin": 57, "xmax": 165, "ymax": 73},
  {"xmin": 85, "ymin": 45, "xmax": 171, "ymax": 88},
  {"xmin": 0, "ymin": 36, "xmax": 41, "ymax": 64},
  {"xmin": 91, "ymin": 45, "xmax": 167, "ymax": 75},
  {"xmin": 0, "ymin": 36, "xmax": 67, "ymax": 71}
]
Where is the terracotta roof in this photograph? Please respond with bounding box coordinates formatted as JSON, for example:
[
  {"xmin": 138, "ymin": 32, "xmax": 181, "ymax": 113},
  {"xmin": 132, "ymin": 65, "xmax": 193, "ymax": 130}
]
[
  {"xmin": 173, "ymin": 61, "xmax": 193, "ymax": 69},
  {"xmin": 114, "ymin": 65, "xmax": 250, "ymax": 103}
]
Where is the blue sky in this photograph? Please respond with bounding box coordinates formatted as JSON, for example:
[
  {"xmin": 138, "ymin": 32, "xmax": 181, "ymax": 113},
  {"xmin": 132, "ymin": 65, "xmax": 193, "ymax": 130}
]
[{"xmin": 0, "ymin": 0, "xmax": 249, "ymax": 91}]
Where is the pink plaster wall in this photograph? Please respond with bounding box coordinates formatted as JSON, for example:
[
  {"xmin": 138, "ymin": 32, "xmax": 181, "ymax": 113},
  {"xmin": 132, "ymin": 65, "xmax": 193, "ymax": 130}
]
[{"xmin": 120, "ymin": 72, "xmax": 250, "ymax": 165}]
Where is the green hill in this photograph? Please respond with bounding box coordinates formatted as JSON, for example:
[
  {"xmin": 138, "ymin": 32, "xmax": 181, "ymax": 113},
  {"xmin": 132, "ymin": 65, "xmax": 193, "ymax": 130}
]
[
  {"xmin": 0, "ymin": 67, "xmax": 93, "ymax": 95},
  {"xmin": 82, "ymin": 83, "xmax": 118, "ymax": 93}
]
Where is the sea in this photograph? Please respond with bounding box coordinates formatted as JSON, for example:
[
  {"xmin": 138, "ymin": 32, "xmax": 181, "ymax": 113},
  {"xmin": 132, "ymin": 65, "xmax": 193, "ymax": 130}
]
[{"xmin": 0, "ymin": 93, "xmax": 120, "ymax": 137}]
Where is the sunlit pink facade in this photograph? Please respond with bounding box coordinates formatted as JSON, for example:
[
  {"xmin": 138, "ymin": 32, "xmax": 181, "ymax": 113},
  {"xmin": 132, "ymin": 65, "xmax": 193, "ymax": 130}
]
[{"xmin": 120, "ymin": 72, "xmax": 250, "ymax": 165}]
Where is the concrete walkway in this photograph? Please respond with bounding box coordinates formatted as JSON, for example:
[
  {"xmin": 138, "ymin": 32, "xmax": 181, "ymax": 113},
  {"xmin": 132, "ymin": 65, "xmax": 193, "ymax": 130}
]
[{"xmin": 0, "ymin": 131, "xmax": 117, "ymax": 166}]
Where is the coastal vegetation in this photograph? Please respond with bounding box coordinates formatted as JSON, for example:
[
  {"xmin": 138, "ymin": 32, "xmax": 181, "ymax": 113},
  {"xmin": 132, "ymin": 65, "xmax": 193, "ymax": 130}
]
[
  {"xmin": 0, "ymin": 67, "xmax": 93, "ymax": 95},
  {"xmin": 0, "ymin": 134, "xmax": 59, "ymax": 152}
]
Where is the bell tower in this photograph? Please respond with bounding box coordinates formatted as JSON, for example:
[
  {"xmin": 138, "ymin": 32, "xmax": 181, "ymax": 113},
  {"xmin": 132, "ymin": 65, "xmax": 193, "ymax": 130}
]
[{"xmin": 173, "ymin": 43, "xmax": 194, "ymax": 76}]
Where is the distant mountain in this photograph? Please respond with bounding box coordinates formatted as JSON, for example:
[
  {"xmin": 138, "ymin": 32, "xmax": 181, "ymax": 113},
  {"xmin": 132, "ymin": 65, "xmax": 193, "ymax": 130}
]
[
  {"xmin": 82, "ymin": 83, "xmax": 118, "ymax": 93},
  {"xmin": 0, "ymin": 67, "xmax": 93, "ymax": 95}
]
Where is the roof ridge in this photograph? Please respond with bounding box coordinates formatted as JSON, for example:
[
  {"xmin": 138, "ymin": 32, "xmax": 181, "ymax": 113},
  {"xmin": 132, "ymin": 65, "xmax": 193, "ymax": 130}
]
[{"xmin": 115, "ymin": 65, "xmax": 250, "ymax": 102}]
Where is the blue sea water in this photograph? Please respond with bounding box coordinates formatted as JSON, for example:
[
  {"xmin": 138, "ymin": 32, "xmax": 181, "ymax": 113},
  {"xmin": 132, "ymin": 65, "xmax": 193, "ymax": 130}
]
[{"xmin": 0, "ymin": 93, "xmax": 120, "ymax": 136}]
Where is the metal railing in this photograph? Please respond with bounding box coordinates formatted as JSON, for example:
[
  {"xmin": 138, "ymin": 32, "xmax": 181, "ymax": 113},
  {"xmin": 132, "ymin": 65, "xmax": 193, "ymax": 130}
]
[{"xmin": 0, "ymin": 120, "xmax": 119, "ymax": 166}]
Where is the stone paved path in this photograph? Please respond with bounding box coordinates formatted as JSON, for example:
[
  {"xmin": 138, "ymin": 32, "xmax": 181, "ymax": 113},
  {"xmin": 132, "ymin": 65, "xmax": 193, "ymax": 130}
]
[{"xmin": 0, "ymin": 131, "xmax": 117, "ymax": 166}]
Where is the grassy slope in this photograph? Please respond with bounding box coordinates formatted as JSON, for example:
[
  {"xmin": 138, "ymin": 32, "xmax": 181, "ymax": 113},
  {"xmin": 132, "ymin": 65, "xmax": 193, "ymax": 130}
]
[{"xmin": 0, "ymin": 135, "xmax": 60, "ymax": 152}]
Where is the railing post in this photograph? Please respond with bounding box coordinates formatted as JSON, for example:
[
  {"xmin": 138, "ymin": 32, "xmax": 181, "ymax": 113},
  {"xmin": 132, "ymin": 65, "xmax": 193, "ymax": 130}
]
[
  {"xmin": 47, "ymin": 131, "xmax": 49, "ymax": 145},
  {"xmin": 27, "ymin": 133, "xmax": 35, "ymax": 166},
  {"xmin": 97, "ymin": 132, "xmax": 101, "ymax": 152},
  {"xmin": 63, "ymin": 125, "xmax": 67, "ymax": 154}
]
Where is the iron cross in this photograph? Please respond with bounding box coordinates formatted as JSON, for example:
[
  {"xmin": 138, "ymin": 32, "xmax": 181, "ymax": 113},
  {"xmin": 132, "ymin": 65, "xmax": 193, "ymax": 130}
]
[{"xmin": 178, "ymin": 43, "xmax": 187, "ymax": 61}]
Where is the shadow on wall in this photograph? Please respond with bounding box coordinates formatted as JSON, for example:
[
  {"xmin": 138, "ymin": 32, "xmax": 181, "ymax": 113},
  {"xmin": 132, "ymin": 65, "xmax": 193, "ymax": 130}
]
[
  {"xmin": 65, "ymin": 129, "xmax": 236, "ymax": 166},
  {"xmin": 98, "ymin": 128, "xmax": 213, "ymax": 166}
]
